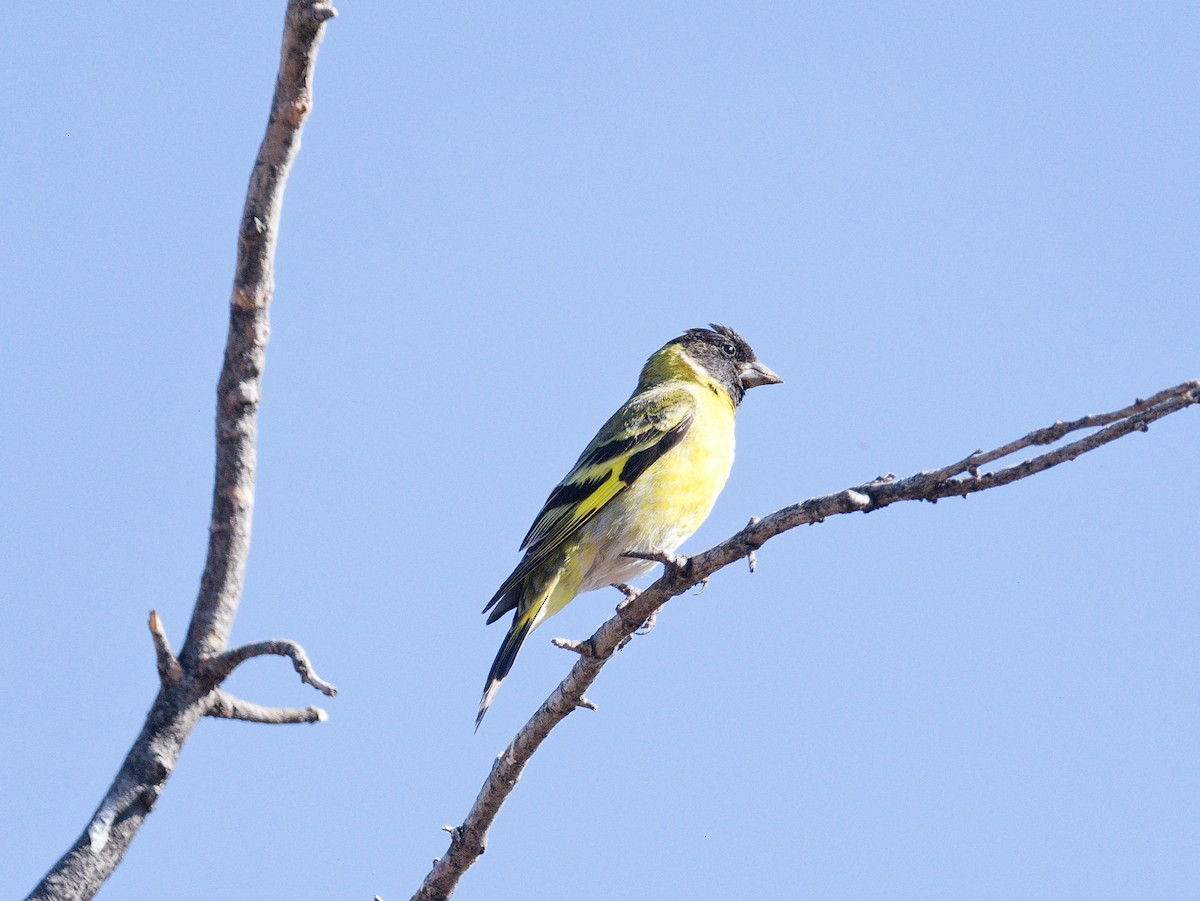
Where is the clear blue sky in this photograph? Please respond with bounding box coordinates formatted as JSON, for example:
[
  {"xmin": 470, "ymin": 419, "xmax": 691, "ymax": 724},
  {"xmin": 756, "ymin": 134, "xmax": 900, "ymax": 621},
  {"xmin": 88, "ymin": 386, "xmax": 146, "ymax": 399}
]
[{"xmin": 3, "ymin": 3, "xmax": 1198, "ymax": 899}]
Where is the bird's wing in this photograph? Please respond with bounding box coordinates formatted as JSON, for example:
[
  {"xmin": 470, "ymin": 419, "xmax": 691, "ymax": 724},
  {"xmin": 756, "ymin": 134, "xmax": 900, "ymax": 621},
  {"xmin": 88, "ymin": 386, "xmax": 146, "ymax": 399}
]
[{"xmin": 482, "ymin": 385, "xmax": 696, "ymax": 621}]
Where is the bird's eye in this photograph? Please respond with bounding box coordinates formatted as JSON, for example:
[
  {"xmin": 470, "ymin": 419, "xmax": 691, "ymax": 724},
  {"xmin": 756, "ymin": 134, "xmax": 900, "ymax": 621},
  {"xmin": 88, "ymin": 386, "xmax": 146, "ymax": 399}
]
[{"xmin": 720, "ymin": 342, "xmax": 737, "ymax": 356}]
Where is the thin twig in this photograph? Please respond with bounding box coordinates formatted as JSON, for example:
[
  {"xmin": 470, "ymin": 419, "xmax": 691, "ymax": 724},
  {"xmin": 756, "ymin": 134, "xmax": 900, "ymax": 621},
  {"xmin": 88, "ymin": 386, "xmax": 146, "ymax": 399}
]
[
  {"xmin": 209, "ymin": 639, "xmax": 338, "ymax": 697},
  {"xmin": 206, "ymin": 690, "xmax": 328, "ymax": 724},
  {"xmin": 410, "ymin": 378, "xmax": 1199, "ymax": 901},
  {"xmin": 148, "ymin": 611, "xmax": 182, "ymax": 685},
  {"xmin": 550, "ymin": 637, "xmax": 595, "ymax": 656}
]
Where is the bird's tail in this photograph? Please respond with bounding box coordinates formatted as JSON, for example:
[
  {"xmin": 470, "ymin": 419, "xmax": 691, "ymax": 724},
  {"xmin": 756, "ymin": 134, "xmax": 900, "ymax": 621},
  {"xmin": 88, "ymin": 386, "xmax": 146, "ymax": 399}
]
[{"xmin": 475, "ymin": 592, "xmax": 546, "ymax": 730}]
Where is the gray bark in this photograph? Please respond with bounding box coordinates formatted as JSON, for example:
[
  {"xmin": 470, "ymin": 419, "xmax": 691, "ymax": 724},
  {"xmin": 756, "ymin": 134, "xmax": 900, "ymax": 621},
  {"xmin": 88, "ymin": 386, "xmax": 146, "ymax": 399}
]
[{"xmin": 25, "ymin": 3, "xmax": 337, "ymax": 898}]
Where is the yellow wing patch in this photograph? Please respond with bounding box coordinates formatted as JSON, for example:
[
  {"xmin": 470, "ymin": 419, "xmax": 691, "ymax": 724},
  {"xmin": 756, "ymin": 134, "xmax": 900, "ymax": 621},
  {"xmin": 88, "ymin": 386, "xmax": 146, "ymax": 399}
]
[{"xmin": 482, "ymin": 386, "xmax": 696, "ymax": 621}]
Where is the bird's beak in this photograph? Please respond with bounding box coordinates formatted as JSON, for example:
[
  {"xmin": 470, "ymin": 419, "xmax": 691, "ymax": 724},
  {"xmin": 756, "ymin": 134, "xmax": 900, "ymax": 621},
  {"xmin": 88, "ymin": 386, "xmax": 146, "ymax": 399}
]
[{"xmin": 739, "ymin": 360, "xmax": 783, "ymax": 389}]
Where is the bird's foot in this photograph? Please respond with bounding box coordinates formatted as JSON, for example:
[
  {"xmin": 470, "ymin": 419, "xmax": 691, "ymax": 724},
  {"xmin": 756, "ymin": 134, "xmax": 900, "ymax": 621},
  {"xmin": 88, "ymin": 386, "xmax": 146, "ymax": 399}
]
[
  {"xmin": 622, "ymin": 547, "xmax": 691, "ymax": 578},
  {"xmin": 612, "ymin": 583, "xmax": 656, "ymax": 634},
  {"xmin": 745, "ymin": 515, "xmax": 761, "ymax": 573},
  {"xmin": 621, "ymin": 548, "xmax": 706, "ymax": 598},
  {"xmin": 635, "ymin": 609, "xmax": 657, "ymax": 635},
  {"xmin": 612, "ymin": 582, "xmax": 641, "ymax": 605}
]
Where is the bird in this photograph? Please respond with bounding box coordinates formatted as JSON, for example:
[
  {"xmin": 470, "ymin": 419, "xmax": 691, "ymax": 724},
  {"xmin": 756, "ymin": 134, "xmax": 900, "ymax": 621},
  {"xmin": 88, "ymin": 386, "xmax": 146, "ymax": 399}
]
[{"xmin": 476, "ymin": 324, "xmax": 782, "ymax": 728}]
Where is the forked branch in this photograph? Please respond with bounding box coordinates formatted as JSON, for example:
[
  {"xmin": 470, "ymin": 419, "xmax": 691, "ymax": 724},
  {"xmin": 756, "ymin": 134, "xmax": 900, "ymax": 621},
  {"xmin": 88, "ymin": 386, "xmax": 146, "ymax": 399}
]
[
  {"xmin": 24, "ymin": 4, "xmax": 337, "ymax": 899},
  {"xmin": 411, "ymin": 379, "xmax": 1199, "ymax": 901}
]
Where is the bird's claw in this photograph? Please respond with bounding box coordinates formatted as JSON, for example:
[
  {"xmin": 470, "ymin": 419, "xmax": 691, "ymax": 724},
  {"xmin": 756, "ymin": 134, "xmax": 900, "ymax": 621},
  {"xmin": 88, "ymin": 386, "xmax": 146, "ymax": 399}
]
[
  {"xmin": 635, "ymin": 610, "xmax": 657, "ymax": 635},
  {"xmin": 613, "ymin": 583, "xmax": 656, "ymax": 633},
  {"xmin": 612, "ymin": 582, "xmax": 641, "ymax": 607},
  {"xmin": 746, "ymin": 516, "xmax": 760, "ymax": 573}
]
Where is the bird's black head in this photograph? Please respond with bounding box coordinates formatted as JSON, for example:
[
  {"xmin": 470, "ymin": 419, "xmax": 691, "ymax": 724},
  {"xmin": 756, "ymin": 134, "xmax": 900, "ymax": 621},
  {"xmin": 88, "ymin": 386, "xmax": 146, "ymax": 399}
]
[{"xmin": 671, "ymin": 323, "xmax": 783, "ymax": 405}]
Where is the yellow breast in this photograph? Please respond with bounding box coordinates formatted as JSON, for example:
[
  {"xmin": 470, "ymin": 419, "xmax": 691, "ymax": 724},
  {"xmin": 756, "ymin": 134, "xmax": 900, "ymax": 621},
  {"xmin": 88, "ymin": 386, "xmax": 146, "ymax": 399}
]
[{"xmin": 619, "ymin": 379, "xmax": 735, "ymax": 551}]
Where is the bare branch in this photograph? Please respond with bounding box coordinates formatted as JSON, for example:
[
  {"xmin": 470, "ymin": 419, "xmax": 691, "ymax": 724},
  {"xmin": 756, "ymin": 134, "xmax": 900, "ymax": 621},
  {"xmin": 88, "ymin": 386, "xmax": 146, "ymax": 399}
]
[
  {"xmin": 411, "ymin": 378, "xmax": 1200, "ymax": 901},
  {"xmin": 25, "ymin": 5, "xmax": 336, "ymax": 899},
  {"xmin": 209, "ymin": 639, "xmax": 338, "ymax": 697},
  {"xmin": 180, "ymin": 0, "xmax": 337, "ymax": 669},
  {"xmin": 148, "ymin": 611, "xmax": 182, "ymax": 685},
  {"xmin": 206, "ymin": 690, "xmax": 328, "ymax": 724}
]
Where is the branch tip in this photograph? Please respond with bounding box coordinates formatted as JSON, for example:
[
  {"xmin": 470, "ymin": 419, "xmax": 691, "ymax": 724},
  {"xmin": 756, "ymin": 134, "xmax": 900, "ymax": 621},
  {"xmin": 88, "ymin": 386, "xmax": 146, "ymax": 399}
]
[
  {"xmin": 551, "ymin": 637, "xmax": 594, "ymax": 657},
  {"xmin": 148, "ymin": 610, "xmax": 182, "ymax": 684},
  {"xmin": 206, "ymin": 690, "xmax": 328, "ymax": 724},
  {"xmin": 305, "ymin": 0, "xmax": 338, "ymax": 22},
  {"xmin": 210, "ymin": 639, "xmax": 338, "ymax": 697}
]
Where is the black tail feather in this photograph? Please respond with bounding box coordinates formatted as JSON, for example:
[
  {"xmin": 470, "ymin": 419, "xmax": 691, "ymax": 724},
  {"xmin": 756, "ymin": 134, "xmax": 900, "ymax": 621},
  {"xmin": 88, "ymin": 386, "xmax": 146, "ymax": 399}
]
[
  {"xmin": 484, "ymin": 580, "xmax": 522, "ymax": 625},
  {"xmin": 475, "ymin": 608, "xmax": 537, "ymax": 730}
]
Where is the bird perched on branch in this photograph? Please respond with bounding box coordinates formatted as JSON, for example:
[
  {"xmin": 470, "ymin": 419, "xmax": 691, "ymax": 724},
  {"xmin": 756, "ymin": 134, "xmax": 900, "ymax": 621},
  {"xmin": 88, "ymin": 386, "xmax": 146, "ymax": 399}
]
[{"xmin": 477, "ymin": 324, "xmax": 782, "ymax": 727}]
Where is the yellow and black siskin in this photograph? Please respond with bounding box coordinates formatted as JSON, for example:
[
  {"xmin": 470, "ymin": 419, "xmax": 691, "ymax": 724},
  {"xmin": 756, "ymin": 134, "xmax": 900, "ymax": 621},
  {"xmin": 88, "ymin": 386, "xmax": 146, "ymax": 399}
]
[{"xmin": 477, "ymin": 324, "xmax": 781, "ymax": 727}]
